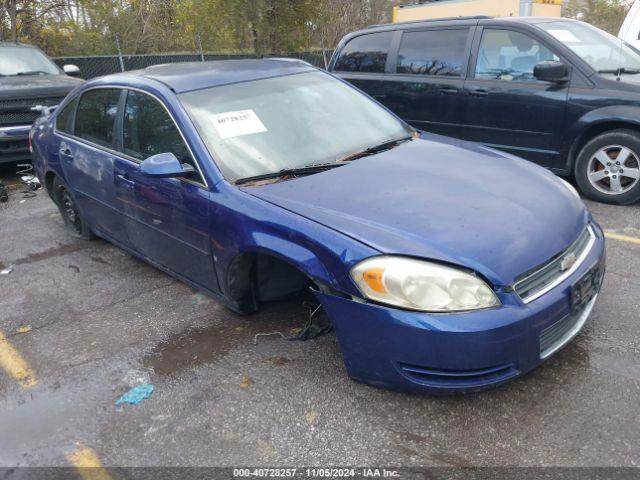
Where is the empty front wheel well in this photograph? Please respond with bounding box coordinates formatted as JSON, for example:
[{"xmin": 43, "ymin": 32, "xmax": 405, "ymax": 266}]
[{"xmin": 226, "ymin": 252, "xmax": 313, "ymax": 314}]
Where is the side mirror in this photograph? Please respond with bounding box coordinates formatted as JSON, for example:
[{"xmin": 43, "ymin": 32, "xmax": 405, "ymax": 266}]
[
  {"xmin": 140, "ymin": 152, "xmax": 194, "ymax": 178},
  {"xmin": 62, "ymin": 64, "xmax": 81, "ymax": 77},
  {"xmin": 534, "ymin": 61, "xmax": 569, "ymax": 84}
]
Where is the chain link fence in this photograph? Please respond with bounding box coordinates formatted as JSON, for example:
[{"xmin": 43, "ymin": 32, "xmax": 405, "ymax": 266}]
[{"xmin": 52, "ymin": 50, "xmax": 332, "ymax": 80}]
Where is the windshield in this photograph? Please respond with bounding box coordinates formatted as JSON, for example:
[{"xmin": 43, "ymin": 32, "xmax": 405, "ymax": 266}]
[
  {"xmin": 0, "ymin": 46, "xmax": 60, "ymax": 76},
  {"xmin": 539, "ymin": 21, "xmax": 640, "ymax": 73},
  {"xmin": 179, "ymin": 71, "xmax": 412, "ymax": 182}
]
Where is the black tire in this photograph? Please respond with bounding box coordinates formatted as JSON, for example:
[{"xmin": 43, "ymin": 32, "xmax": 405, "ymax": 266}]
[
  {"xmin": 52, "ymin": 176, "xmax": 95, "ymax": 240},
  {"xmin": 574, "ymin": 129, "xmax": 640, "ymax": 205}
]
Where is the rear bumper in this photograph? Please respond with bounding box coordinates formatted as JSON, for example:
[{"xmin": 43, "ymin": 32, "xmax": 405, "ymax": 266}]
[
  {"xmin": 0, "ymin": 125, "xmax": 31, "ymax": 163},
  {"xmin": 316, "ymin": 222, "xmax": 606, "ymax": 394}
]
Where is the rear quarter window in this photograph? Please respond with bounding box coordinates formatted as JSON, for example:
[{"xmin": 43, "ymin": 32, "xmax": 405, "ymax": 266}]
[
  {"xmin": 55, "ymin": 97, "xmax": 78, "ymax": 135},
  {"xmin": 334, "ymin": 31, "xmax": 393, "ymax": 73}
]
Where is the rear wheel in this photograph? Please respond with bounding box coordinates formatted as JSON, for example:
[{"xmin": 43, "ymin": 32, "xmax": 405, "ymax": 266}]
[
  {"xmin": 52, "ymin": 176, "xmax": 95, "ymax": 240},
  {"xmin": 574, "ymin": 130, "xmax": 640, "ymax": 205}
]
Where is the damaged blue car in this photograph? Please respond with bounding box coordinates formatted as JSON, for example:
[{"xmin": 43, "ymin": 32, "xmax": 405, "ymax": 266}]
[{"xmin": 30, "ymin": 59, "xmax": 605, "ymax": 394}]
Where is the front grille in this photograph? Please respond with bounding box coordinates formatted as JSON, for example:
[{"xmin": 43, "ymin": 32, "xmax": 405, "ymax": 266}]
[
  {"xmin": 514, "ymin": 226, "xmax": 595, "ymax": 303},
  {"xmin": 540, "ymin": 295, "xmax": 597, "ymax": 359},
  {"xmin": 0, "ymin": 97, "xmax": 65, "ymax": 109},
  {"xmin": 397, "ymin": 362, "xmax": 519, "ymax": 389},
  {"xmin": 0, "ymin": 111, "xmax": 40, "ymax": 125},
  {"xmin": 0, "ymin": 96, "xmax": 64, "ymax": 127}
]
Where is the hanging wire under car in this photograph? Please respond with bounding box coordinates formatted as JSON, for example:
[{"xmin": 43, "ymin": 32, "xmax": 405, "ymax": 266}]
[{"xmin": 253, "ymin": 300, "xmax": 333, "ymax": 345}]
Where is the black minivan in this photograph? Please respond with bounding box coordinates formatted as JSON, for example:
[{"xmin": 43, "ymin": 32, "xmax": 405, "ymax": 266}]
[{"xmin": 329, "ymin": 16, "xmax": 640, "ymax": 205}]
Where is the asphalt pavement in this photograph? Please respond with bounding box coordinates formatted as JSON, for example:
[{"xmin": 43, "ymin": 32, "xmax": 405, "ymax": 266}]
[{"xmin": 1, "ymin": 164, "xmax": 639, "ymax": 471}]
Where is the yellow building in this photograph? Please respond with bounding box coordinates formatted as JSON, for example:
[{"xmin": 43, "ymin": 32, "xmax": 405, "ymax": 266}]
[{"xmin": 393, "ymin": 0, "xmax": 563, "ymax": 23}]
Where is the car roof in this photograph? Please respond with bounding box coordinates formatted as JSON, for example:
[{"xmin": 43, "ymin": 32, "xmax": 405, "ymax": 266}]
[
  {"xmin": 333, "ymin": 15, "xmax": 580, "ymax": 50},
  {"xmin": 0, "ymin": 41, "xmax": 38, "ymax": 48},
  {"xmin": 93, "ymin": 58, "xmax": 318, "ymax": 94},
  {"xmin": 481, "ymin": 16, "xmax": 580, "ymax": 25},
  {"xmin": 368, "ymin": 15, "xmax": 491, "ymax": 29},
  {"xmin": 360, "ymin": 15, "xmax": 578, "ymax": 33}
]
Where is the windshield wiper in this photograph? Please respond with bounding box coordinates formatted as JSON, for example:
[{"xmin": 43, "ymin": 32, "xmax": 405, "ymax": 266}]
[
  {"xmin": 337, "ymin": 135, "xmax": 413, "ymax": 163},
  {"xmin": 13, "ymin": 70, "xmax": 50, "ymax": 76},
  {"xmin": 597, "ymin": 68, "xmax": 640, "ymax": 75},
  {"xmin": 235, "ymin": 162, "xmax": 346, "ymax": 185},
  {"xmin": 235, "ymin": 134, "xmax": 414, "ymax": 186}
]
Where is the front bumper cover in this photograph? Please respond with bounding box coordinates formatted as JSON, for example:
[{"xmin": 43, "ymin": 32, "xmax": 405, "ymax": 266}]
[
  {"xmin": 0, "ymin": 125, "xmax": 31, "ymax": 163},
  {"xmin": 315, "ymin": 222, "xmax": 606, "ymax": 394}
]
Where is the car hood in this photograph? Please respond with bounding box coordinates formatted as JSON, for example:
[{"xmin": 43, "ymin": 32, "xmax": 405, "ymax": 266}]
[
  {"xmin": 244, "ymin": 136, "xmax": 589, "ymax": 287},
  {"xmin": 0, "ymin": 74, "xmax": 82, "ymax": 100}
]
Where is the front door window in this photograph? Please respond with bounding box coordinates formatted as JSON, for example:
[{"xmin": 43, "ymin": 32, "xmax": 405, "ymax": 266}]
[{"xmin": 476, "ymin": 29, "xmax": 559, "ymax": 82}]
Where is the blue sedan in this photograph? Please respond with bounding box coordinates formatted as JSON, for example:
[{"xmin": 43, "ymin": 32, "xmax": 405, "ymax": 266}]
[{"xmin": 30, "ymin": 59, "xmax": 605, "ymax": 394}]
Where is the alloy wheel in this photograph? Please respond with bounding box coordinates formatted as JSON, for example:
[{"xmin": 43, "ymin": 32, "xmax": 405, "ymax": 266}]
[{"xmin": 587, "ymin": 145, "xmax": 640, "ymax": 195}]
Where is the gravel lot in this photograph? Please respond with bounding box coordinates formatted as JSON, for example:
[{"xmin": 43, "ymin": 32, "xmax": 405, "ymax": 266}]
[{"xmin": 1, "ymin": 164, "xmax": 639, "ymax": 470}]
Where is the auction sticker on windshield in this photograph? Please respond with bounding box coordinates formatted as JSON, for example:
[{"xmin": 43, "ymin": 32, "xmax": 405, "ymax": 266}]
[{"xmin": 210, "ymin": 109, "xmax": 267, "ymax": 139}]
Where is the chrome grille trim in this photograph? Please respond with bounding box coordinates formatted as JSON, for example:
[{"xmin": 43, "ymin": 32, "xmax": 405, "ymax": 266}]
[
  {"xmin": 514, "ymin": 225, "xmax": 596, "ymax": 304},
  {"xmin": 540, "ymin": 294, "xmax": 597, "ymax": 359},
  {"xmin": 0, "ymin": 125, "xmax": 31, "ymax": 136}
]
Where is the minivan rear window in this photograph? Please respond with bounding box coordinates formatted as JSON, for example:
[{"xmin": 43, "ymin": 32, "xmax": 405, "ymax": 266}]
[
  {"xmin": 397, "ymin": 29, "xmax": 469, "ymax": 76},
  {"xmin": 334, "ymin": 31, "xmax": 393, "ymax": 73}
]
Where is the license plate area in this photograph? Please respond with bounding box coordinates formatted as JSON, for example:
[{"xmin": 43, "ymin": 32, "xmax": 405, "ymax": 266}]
[{"xmin": 571, "ymin": 261, "xmax": 605, "ymax": 310}]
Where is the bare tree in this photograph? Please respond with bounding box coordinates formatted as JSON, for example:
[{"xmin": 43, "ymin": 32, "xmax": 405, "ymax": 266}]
[
  {"xmin": 564, "ymin": 0, "xmax": 634, "ymax": 34},
  {"xmin": 315, "ymin": 0, "xmax": 403, "ymax": 50}
]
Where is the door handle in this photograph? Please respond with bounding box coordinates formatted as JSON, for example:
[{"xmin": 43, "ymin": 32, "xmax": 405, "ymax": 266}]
[
  {"xmin": 440, "ymin": 87, "xmax": 459, "ymax": 95},
  {"xmin": 59, "ymin": 146, "xmax": 73, "ymax": 162},
  {"xmin": 469, "ymin": 88, "xmax": 489, "ymax": 97},
  {"xmin": 115, "ymin": 174, "xmax": 135, "ymax": 189}
]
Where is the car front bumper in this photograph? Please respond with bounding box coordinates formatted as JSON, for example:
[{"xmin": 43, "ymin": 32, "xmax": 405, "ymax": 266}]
[
  {"xmin": 316, "ymin": 222, "xmax": 606, "ymax": 394},
  {"xmin": 0, "ymin": 125, "xmax": 31, "ymax": 163}
]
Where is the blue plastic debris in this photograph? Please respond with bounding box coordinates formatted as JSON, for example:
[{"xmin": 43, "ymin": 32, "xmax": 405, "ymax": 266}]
[{"xmin": 115, "ymin": 384, "xmax": 154, "ymax": 406}]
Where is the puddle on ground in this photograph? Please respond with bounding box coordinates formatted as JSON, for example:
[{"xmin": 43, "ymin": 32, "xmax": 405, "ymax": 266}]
[
  {"xmin": 143, "ymin": 298, "xmax": 316, "ymax": 377},
  {"xmin": 13, "ymin": 242, "xmax": 96, "ymax": 266},
  {"xmin": 0, "ymin": 386, "xmax": 88, "ymax": 460},
  {"xmin": 144, "ymin": 322, "xmax": 246, "ymax": 376}
]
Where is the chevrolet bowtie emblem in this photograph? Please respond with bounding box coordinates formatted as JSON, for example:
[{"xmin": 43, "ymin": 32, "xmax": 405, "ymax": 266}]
[{"xmin": 560, "ymin": 252, "xmax": 577, "ymax": 272}]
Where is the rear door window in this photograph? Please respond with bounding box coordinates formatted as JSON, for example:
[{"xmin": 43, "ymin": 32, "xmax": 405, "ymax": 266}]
[
  {"xmin": 397, "ymin": 28, "xmax": 469, "ymax": 76},
  {"xmin": 334, "ymin": 31, "xmax": 394, "ymax": 73},
  {"xmin": 74, "ymin": 89, "xmax": 121, "ymax": 148}
]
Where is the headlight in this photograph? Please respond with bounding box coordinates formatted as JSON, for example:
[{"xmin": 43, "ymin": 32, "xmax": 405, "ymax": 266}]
[
  {"xmin": 560, "ymin": 178, "xmax": 580, "ymax": 199},
  {"xmin": 350, "ymin": 257, "xmax": 500, "ymax": 313}
]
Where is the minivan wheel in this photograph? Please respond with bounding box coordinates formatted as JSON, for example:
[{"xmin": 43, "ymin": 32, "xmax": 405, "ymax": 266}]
[
  {"xmin": 575, "ymin": 130, "xmax": 640, "ymax": 205},
  {"xmin": 52, "ymin": 176, "xmax": 95, "ymax": 240}
]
